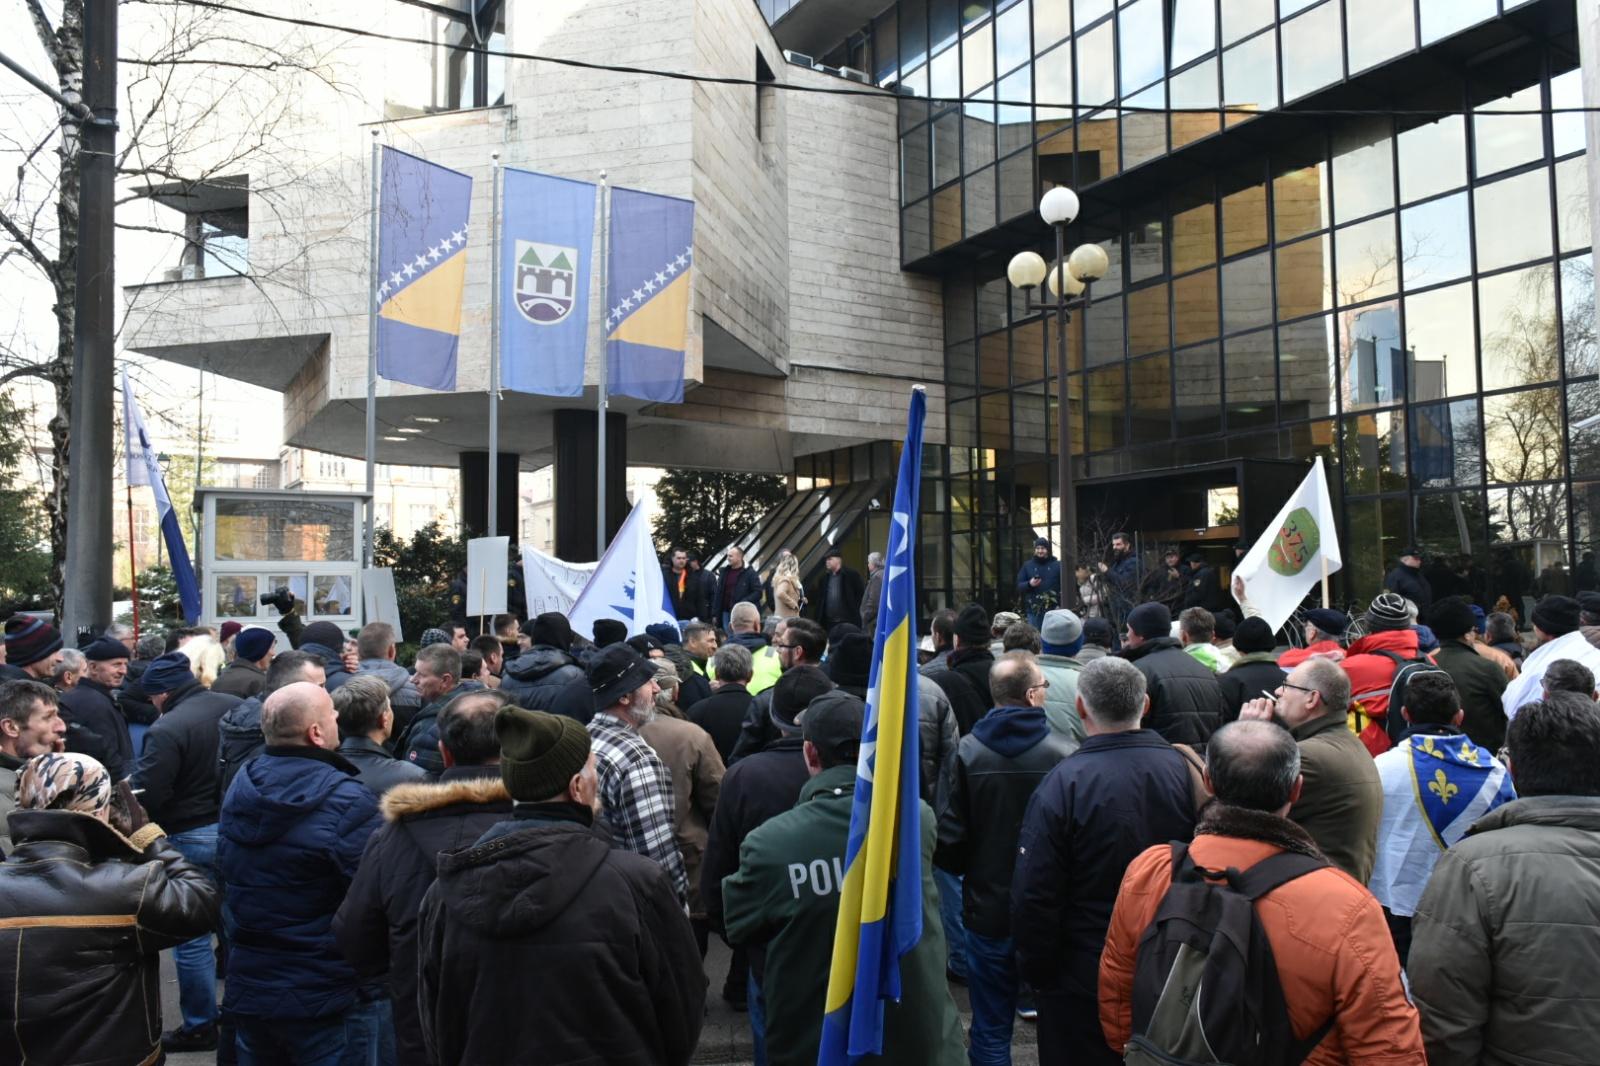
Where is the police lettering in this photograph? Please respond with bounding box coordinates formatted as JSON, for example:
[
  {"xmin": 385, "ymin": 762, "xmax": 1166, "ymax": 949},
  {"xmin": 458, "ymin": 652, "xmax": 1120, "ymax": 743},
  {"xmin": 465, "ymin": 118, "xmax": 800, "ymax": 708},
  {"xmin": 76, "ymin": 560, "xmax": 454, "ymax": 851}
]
[{"xmin": 786, "ymin": 856, "xmax": 847, "ymax": 898}]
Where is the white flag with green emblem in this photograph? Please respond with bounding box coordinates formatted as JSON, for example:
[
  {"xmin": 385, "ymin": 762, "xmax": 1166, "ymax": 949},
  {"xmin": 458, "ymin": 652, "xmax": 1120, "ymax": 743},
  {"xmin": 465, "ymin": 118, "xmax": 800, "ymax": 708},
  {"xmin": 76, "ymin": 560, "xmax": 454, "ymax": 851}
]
[{"xmin": 1230, "ymin": 456, "xmax": 1343, "ymax": 632}]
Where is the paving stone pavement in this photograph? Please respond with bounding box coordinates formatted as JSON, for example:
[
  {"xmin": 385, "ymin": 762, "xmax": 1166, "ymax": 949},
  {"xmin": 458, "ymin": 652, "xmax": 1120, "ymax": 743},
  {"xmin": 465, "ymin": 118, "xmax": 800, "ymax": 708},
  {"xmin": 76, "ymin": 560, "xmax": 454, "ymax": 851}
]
[{"xmin": 161, "ymin": 935, "xmax": 1040, "ymax": 1065}]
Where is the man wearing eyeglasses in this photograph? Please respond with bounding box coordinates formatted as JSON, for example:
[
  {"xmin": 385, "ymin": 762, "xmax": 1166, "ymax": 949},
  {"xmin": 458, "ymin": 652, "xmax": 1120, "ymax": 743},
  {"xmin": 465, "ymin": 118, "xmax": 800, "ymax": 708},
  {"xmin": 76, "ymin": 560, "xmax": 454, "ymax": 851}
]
[
  {"xmin": 1239, "ymin": 657, "xmax": 1384, "ymax": 883},
  {"xmin": 935, "ymin": 652, "xmax": 1077, "ymax": 1062}
]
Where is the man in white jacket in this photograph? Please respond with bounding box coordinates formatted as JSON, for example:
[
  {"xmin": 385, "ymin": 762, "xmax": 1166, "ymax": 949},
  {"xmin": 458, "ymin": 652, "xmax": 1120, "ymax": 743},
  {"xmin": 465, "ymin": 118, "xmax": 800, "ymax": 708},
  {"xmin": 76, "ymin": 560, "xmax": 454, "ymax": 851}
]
[{"xmin": 1502, "ymin": 596, "xmax": 1600, "ymax": 720}]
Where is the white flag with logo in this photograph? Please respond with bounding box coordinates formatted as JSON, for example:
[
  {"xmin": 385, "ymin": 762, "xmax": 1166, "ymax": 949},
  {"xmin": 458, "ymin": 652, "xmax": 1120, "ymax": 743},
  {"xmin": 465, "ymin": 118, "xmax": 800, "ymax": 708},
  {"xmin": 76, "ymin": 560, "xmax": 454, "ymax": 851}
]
[
  {"xmin": 1230, "ymin": 456, "xmax": 1343, "ymax": 633},
  {"xmin": 567, "ymin": 502, "xmax": 677, "ymax": 638}
]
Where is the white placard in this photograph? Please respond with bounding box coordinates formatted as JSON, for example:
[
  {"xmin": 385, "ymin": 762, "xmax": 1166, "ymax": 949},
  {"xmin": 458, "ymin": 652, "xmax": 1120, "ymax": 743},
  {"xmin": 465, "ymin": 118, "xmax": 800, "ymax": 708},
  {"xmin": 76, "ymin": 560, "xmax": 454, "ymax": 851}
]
[
  {"xmin": 362, "ymin": 567, "xmax": 402, "ymax": 641},
  {"xmin": 466, "ymin": 536, "xmax": 510, "ymax": 618},
  {"xmin": 522, "ymin": 546, "xmax": 598, "ymax": 617}
]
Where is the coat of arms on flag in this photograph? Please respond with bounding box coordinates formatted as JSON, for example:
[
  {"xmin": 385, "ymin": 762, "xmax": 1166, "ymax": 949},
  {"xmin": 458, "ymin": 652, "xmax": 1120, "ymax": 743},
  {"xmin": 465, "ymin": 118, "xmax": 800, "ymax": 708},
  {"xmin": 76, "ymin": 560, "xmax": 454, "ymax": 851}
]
[
  {"xmin": 514, "ymin": 241, "xmax": 579, "ymax": 325},
  {"xmin": 1267, "ymin": 507, "xmax": 1322, "ymax": 576}
]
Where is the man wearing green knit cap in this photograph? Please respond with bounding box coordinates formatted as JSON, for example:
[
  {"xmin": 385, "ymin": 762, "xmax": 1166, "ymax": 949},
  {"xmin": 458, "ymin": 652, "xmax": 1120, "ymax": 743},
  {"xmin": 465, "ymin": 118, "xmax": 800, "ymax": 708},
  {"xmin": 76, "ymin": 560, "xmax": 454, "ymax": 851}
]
[{"xmin": 416, "ymin": 706, "xmax": 705, "ymax": 1065}]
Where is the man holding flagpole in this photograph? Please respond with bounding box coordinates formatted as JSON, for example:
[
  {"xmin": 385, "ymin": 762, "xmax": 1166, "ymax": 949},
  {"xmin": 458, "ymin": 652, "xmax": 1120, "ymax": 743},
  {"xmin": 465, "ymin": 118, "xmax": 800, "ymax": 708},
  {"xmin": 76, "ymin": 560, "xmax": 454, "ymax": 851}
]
[{"xmin": 722, "ymin": 389, "xmax": 962, "ymax": 1066}]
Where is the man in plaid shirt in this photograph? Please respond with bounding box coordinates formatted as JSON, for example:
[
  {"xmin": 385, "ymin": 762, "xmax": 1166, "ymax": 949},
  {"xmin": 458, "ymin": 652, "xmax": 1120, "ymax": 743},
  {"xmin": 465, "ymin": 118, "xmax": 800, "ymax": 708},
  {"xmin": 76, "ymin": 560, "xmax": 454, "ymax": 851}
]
[{"xmin": 585, "ymin": 644, "xmax": 690, "ymax": 902}]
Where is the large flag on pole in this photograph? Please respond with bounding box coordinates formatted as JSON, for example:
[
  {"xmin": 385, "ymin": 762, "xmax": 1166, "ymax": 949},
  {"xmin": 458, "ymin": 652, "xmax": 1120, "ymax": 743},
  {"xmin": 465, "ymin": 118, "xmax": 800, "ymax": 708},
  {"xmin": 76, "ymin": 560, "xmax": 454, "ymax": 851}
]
[
  {"xmin": 121, "ymin": 371, "xmax": 201, "ymax": 624},
  {"xmin": 1230, "ymin": 456, "xmax": 1343, "ymax": 632},
  {"xmin": 605, "ymin": 187, "xmax": 694, "ymax": 404},
  {"xmin": 500, "ymin": 169, "xmax": 596, "ymax": 397},
  {"xmin": 819, "ymin": 386, "xmax": 926, "ymax": 1064},
  {"xmin": 566, "ymin": 501, "xmax": 677, "ymax": 638},
  {"xmin": 375, "ymin": 147, "xmax": 472, "ymax": 391}
]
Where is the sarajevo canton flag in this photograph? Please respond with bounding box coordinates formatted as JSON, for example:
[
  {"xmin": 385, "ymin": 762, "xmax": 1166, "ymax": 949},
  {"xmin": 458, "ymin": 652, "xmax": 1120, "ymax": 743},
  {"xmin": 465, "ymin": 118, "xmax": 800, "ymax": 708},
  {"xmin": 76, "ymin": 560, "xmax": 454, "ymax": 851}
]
[
  {"xmin": 121, "ymin": 370, "xmax": 200, "ymax": 624},
  {"xmin": 605, "ymin": 187, "xmax": 694, "ymax": 404},
  {"xmin": 566, "ymin": 501, "xmax": 677, "ymax": 639},
  {"xmin": 819, "ymin": 387, "xmax": 926, "ymax": 1065},
  {"xmin": 501, "ymin": 168, "xmax": 596, "ymax": 397},
  {"xmin": 1231, "ymin": 455, "xmax": 1343, "ymax": 633},
  {"xmin": 375, "ymin": 147, "xmax": 472, "ymax": 391}
]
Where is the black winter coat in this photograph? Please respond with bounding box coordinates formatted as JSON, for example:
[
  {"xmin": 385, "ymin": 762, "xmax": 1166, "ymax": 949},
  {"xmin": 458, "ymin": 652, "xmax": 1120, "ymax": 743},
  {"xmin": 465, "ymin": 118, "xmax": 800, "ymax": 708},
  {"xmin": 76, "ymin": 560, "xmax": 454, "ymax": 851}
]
[
  {"xmin": 212, "ymin": 660, "xmax": 266, "ymax": 700},
  {"xmin": 1119, "ymin": 637, "xmax": 1228, "ymax": 747},
  {"xmin": 132, "ymin": 679, "xmax": 241, "ymax": 834},
  {"xmin": 928, "ymin": 646, "xmax": 995, "ymax": 735},
  {"xmin": 935, "ymin": 707, "xmax": 1076, "ymax": 937},
  {"xmin": 499, "ymin": 646, "xmax": 586, "ymax": 711},
  {"xmin": 216, "ymin": 695, "xmax": 264, "ymax": 802},
  {"xmin": 1010, "ymin": 730, "xmax": 1196, "ymax": 997},
  {"xmin": 0, "ymin": 811, "xmax": 219, "ymax": 1066},
  {"xmin": 550, "ymin": 674, "xmax": 601, "ymax": 724},
  {"xmin": 337, "ymin": 736, "xmax": 427, "ymax": 797},
  {"xmin": 818, "ymin": 567, "xmax": 866, "ymax": 627},
  {"xmin": 1217, "ymin": 654, "xmax": 1289, "ymax": 724},
  {"xmin": 701, "ymin": 734, "xmax": 810, "ymax": 940},
  {"xmin": 58, "ymin": 679, "xmax": 134, "ymax": 781},
  {"xmin": 418, "ymin": 807, "xmax": 706, "ymax": 1066},
  {"xmin": 714, "ymin": 566, "xmax": 763, "ymax": 619},
  {"xmin": 690, "ymin": 684, "xmax": 754, "ymax": 763},
  {"xmin": 400, "ymin": 682, "xmax": 484, "ymax": 777},
  {"xmin": 335, "ymin": 766, "xmax": 511, "ymax": 1066},
  {"xmin": 1384, "ymin": 563, "xmax": 1433, "ymax": 612}
]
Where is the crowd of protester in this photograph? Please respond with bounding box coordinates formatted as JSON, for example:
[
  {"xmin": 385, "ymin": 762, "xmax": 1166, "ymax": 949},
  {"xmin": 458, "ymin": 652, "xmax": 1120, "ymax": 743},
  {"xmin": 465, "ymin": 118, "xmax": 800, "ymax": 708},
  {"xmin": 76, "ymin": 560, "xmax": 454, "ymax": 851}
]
[{"xmin": 0, "ymin": 541, "xmax": 1597, "ymax": 1065}]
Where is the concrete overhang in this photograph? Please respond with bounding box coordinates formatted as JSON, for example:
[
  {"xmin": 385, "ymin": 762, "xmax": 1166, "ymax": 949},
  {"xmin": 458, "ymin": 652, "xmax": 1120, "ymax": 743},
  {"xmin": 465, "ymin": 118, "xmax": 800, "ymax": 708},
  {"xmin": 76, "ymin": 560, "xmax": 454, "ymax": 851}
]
[
  {"xmin": 769, "ymin": 0, "xmax": 877, "ymax": 59},
  {"xmin": 129, "ymin": 331, "xmax": 327, "ymax": 392}
]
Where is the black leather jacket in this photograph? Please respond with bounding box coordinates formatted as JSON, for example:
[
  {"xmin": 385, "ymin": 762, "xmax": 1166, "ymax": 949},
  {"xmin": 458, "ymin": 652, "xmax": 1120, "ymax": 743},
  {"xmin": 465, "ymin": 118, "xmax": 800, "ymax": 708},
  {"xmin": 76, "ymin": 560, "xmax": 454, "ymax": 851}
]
[
  {"xmin": 934, "ymin": 706, "xmax": 1077, "ymax": 937},
  {"xmin": 0, "ymin": 810, "xmax": 220, "ymax": 1065}
]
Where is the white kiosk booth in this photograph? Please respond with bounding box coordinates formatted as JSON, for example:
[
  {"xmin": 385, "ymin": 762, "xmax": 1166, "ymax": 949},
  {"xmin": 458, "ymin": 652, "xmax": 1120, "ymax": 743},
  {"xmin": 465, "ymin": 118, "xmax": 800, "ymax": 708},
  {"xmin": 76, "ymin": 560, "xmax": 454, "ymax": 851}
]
[{"xmin": 195, "ymin": 488, "xmax": 372, "ymax": 643}]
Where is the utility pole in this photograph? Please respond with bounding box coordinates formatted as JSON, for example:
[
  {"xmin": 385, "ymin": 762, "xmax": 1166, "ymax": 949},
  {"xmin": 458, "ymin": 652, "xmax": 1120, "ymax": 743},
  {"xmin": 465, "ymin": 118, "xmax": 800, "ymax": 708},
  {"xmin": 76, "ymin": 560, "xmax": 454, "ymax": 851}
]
[{"xmin": 62, "ymin": 0, "xmax": 117, "ymax": 640}]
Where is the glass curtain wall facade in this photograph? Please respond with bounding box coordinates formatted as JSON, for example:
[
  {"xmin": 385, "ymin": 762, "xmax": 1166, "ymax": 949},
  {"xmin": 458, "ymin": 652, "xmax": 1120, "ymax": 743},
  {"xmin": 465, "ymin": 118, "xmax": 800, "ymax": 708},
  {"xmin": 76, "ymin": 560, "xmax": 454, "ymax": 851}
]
[{"xmin": 819, "ymin": 0, "xmax": 1592, "ymax": 613}]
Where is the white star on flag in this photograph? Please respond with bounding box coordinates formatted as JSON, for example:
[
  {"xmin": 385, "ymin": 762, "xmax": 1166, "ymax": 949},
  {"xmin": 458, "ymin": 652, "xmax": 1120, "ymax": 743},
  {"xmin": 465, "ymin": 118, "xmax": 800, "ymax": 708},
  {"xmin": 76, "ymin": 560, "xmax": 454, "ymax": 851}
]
[
  {"xmin": 401, "ymin": 262, "xmax": 416, "ymax": 278},
  {"xmin": 654, "ymin": 271, "xmax": 667, "ymax": 285}
]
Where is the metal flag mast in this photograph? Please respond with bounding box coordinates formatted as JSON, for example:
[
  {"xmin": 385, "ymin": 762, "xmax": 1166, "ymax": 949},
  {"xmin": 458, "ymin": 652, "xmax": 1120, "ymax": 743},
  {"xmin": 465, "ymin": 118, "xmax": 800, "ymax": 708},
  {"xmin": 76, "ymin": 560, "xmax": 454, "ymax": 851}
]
[
  {"xmin": 364, "ymin": 128, "xmax": 381, "ymax": 571},
  {"xmin": 488, "ymin": 150, "xmax": 501, "ymax": 540},
  {"xmin": 596, "ymin": 170, "xmax": 610, "ymax": 560}
]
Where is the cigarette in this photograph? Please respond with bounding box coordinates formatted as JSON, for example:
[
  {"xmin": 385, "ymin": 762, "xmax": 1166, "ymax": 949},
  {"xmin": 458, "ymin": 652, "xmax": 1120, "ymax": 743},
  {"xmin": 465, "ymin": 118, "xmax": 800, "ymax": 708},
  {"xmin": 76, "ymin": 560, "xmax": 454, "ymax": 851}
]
[{"xmin": 1259, "ymin": 689, "xmax": 1279, "ymax": 703}]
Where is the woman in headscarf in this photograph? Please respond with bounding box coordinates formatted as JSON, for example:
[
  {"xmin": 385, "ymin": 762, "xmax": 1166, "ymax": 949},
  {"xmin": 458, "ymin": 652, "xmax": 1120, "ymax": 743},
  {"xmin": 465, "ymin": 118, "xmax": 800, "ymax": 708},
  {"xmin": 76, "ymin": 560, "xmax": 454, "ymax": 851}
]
[{"xmin": 0, "ymin": 752, "xmax": 219, "ymax": 1065}]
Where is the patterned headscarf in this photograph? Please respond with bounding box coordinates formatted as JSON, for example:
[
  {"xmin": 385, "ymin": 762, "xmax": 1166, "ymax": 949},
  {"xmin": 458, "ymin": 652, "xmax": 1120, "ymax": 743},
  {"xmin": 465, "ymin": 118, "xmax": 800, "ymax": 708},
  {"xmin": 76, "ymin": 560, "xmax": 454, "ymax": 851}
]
[{"xmin": 16, "ymin": 752, "xmax": 113, "ymax": 817}]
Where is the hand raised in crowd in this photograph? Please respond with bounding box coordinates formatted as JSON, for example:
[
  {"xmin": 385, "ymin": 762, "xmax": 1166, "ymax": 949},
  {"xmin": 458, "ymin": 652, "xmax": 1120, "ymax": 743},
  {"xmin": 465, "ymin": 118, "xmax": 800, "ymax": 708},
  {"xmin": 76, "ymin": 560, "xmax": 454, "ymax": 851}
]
[{"xmin": 1237, "ymin": 696, "xmax": 1277, "ymax": 722}]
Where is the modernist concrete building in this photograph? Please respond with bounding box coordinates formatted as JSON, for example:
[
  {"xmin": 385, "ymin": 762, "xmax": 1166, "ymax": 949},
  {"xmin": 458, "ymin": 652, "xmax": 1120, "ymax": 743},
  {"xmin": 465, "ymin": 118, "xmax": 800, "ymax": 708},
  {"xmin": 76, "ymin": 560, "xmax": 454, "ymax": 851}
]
[{"xmin": 122, "ymin": 0, "xmax": 1599, "ymax": 617}]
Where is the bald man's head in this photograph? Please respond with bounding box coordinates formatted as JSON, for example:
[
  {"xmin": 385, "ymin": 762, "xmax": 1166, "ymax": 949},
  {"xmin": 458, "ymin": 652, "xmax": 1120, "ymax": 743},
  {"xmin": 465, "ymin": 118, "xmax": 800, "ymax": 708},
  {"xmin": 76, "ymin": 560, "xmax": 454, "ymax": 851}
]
[
  {"xmin": 1205, "ymin": 720, "xmax": 1302, "ymax": 813},
  {"xmin": 262, "ymin": 681, "xmax": 339, "ymax": 751}
]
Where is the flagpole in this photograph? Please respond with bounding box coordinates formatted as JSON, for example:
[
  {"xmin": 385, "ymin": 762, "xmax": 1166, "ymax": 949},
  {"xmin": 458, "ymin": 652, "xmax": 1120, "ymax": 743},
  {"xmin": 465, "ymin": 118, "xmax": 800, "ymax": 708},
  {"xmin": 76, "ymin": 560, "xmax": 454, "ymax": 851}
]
[
  {"xmin": 596, "ymin": 169, "xmax": 609, "ymax": 560},
  {"xmin": 364, "ymin": 128, "xmax": 380, "ymax": 571},
  {"xmin": 126, "ymin": 484, "xmax": 140, "ymax": 643},
  {"xmin": 488, "ymin": 150, "xmax": 501, "ymax": 540}
]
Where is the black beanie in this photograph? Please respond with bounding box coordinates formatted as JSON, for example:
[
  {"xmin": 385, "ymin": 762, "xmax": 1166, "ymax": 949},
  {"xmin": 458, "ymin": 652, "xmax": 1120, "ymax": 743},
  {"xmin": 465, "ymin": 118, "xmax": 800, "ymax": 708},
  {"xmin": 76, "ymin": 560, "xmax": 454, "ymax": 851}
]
[
  {"xmin": 4, "ymin": 615, "xmax": 62, "ymax": 668},
  {"xmin": 954, "ymin": 603, "xmax": 990, "ymax": 644},
  {"xmin": 1579, "ymin": 591, "xmax": 1600, "ymax": 627},
  {"xmin": 1126, "ymin": 602, "xmax": 1172, "ymax": 639},
  {"xmin": 532, "ymin": 612, "xmax": 573, "ymax": 650},
  {"xmin": 1233, "ymin": 617, "xmax": 1276, "ymax": 654},
  {"xmin": 1213, "ymin": 609, "xmax": 1237, "ymax": 640},
  {"xmin": 1429, "ymin": 597, "xmax": 1477, "ymax": 640},
  {"xmin": 1531, "ymin": 595, "xmax": 1581, "ymax": 638},
  {"xmin": 301, "ymin": 621, "xmax": 347, "ymax": 650},
  {"xmin": 825, "ymin": 633, "xmax": 874, "ymax": 692},
  {"xmin": 495, "ymin": 706, "xmax": 591, "ymax": 801},
  {"xmin": 592, "ymin": 619, "xmax": 628, "ymax": 647},
  {"xmin": 771, "ymin": 665, "xmax": 833, "ymax": 729}
]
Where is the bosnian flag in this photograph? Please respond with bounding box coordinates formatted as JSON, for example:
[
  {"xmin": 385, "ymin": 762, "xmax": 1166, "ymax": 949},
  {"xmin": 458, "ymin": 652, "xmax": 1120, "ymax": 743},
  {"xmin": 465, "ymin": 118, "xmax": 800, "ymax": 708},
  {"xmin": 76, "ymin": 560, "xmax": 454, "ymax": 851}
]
[{"xmin": 122, "ymin": 371, "xmax": 201, "ymax": 624}]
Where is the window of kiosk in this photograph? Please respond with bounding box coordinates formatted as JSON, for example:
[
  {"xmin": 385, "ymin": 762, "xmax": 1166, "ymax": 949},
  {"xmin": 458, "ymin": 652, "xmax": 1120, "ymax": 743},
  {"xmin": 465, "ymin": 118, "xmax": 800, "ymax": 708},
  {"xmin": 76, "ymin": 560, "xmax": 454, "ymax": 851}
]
[
  {"xmin": 214, "ymin": 498, "xmax": 358, "ymax": 562},
  {"xmin": 215, "ymin": 575, "xmax": 258, "ymax": 618},
  {"xmin": 265, "ymin": 575, "xmax": 309, "ymax": 618},
  {"xmin": 313, "ymin": 575, "xmax": 356, "ymax": 617}
]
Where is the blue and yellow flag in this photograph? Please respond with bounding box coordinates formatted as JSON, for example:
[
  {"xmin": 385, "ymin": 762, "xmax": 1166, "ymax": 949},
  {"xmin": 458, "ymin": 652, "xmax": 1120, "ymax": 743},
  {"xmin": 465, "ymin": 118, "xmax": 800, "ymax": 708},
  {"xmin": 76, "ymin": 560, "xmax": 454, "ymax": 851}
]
[
  {"xmin": 819, "ymin": 387, "xmax": 926, "ymax": 1065},
  {"xmin": 605, "ymin": 187, "xmax": 694, "ymax": 404},
  {"xmin": 375, "ymin": 147, "xmax": 472, "ymax": 391}
]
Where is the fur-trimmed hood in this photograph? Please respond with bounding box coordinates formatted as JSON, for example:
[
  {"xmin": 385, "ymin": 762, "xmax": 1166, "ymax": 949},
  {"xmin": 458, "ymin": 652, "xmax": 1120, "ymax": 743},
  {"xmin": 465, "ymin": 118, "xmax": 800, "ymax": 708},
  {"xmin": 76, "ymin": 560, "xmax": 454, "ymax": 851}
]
[{"xmin": 381, "ymin": 772, "xmax": 510, "ymax": 822}]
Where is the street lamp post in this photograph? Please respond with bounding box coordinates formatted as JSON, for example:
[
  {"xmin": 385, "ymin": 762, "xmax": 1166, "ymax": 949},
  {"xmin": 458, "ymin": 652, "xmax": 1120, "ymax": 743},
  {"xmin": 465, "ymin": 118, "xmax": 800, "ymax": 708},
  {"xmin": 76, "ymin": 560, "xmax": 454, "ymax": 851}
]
[{"xmin": 1006, "ymin": 186, "xmax": 1109, "ymax": 586}]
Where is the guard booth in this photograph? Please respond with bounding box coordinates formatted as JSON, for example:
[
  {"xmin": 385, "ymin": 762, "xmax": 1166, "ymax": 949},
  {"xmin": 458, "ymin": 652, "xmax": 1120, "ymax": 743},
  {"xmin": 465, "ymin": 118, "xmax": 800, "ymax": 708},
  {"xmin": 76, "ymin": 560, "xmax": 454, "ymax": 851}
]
[{"xmin": 195, "ymin": 488, "xmax": 371, "ymax": 644}]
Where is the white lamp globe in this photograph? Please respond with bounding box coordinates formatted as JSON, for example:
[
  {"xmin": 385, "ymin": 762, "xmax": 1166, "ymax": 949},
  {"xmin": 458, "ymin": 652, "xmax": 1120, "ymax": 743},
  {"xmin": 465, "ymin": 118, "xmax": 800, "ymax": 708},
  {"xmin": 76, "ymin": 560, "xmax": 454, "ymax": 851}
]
[
  {"xmin": 1039, "ymin": 186, "xmax": 1080, "ymax": 226},
  {"xmin": 1007, "ymin": 251, "xmax": 1048, "ymax": 289},
  {"xmin": 1046, "ymin": 261, "xmax": 1086, "ymax": 297},
  {"xmin": 1068, "ymin": 242, "xmax": 1110, "ymax": 282}
]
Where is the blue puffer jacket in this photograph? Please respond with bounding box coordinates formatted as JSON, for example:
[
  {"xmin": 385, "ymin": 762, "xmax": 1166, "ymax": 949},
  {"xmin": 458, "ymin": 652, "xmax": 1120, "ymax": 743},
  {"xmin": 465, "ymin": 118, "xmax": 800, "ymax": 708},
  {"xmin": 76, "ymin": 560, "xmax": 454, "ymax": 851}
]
[{"xmin": 218, "ymin": 746, "xmax": 382, "ymax": 1021}]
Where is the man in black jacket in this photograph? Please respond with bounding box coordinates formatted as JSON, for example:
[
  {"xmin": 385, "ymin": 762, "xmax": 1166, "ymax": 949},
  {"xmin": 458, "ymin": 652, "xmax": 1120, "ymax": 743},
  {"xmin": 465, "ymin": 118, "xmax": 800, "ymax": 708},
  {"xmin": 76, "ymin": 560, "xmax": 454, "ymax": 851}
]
[
  {"xmin": 215, "ymin": 650, "xmax": 327, "ymax": 802},
  {"xmin": 417, "ymin": 705, "xmax": 704, "ymax": 1065},
  {"xmin": 1117, "ymin": 602, "xmax": 1227, "ymax": 748},
  {"xmin": 212, "ymin": 628, "xmax": 275, "ymax": 700},
  {"xmin": 58, "ymin": 638, "xmax": 132, "ymax": 781},
  {"xmin": 499, "ymin": 613, "xmax": 586, "ymax": 712},
  {"xmin": 333, "ymin": 675, "xmax": 427, "ymax": 797},
  {"xmin": 132, "ymin": 650, "xmax": 242, "ymax": 1053},
  {"xmin": 727, "ymin": 618, "xmax": 828, "ymax": 763},
  {"xmin": 336, "ymin": 690, "xmax": 513, "ymax": 1066},
  {"xmin": 1010, "ymin": 656, "xmax": 1197, "ymax": 1066},
  {"xmin": 715, "ymin": 545, "xmax": 763, "ymax": 629},
  {"xmin": 817, "ymin": 548, "xmax": 865, "ymax": 629},
  {"xmin": 1384, "ymin": 546, "xmax": 1434, "ymax": 613},
  {"xmin": 702, "ymin": 667, "xmax": 833, "ymax": 1042},
  {"xmin": 927, "ymin": 604, "xmax": 996, "ymax": 735},
  {"xmin": 937, "ymin": 653, "xmax": 1077, "ymax": 1055},
  {"xmin": 402, "ymin": 644, "xmax": 484, "ymax": 776},
  {"xmin": 691, "ymin": 644, "xmax": 755, "ymax": 763}
]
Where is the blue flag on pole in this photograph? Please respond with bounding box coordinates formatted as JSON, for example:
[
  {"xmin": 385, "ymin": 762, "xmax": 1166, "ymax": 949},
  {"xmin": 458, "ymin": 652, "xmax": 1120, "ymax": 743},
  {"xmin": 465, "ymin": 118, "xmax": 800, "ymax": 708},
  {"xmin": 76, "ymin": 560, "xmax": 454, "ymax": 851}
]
[
  {"xmin": 121, "ymin": 371, "xmax": 201, "ymax": 625},
  {"xmin": 605, "ymin": 187, "xmax": 694, "ymax": 404},
  {"xmin": 375, "ymin": 147, "xmax": 472, "ymax": 391},
  {"xmin": 819, "ymin": 387, "xmax": 927, "ymax": 1064},
  {"xmin": 500, "ymin": 169, "xmax": 596, "ymax": 397}
]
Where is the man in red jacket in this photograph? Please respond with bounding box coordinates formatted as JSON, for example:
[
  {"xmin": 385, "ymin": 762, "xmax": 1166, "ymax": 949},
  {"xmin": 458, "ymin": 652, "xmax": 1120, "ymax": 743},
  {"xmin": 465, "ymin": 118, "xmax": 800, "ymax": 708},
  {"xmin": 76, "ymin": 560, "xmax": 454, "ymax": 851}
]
[{"xmin": 1343, "ymin": 593, "xmax": 1432, "ymax": 755}]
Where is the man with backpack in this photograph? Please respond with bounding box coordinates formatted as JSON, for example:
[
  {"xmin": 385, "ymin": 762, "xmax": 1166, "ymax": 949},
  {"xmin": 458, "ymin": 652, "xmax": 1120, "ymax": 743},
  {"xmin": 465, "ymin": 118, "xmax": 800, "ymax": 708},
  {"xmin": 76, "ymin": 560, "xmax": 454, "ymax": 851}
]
[
  {"xmin": 1100, "ymin": 720, "xmax": 1425, "ymax": 1065},
  {"xmin": 1342, "ymin": 592, "xmax": 1434, "ymax": 755}
]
